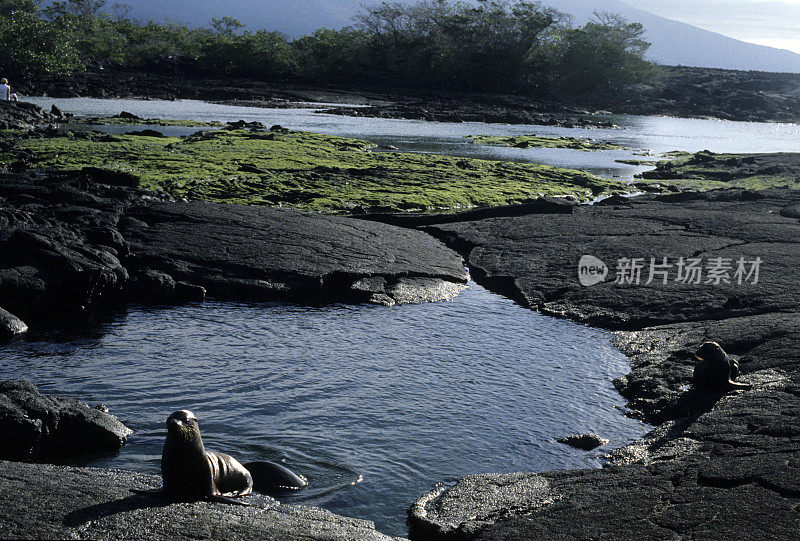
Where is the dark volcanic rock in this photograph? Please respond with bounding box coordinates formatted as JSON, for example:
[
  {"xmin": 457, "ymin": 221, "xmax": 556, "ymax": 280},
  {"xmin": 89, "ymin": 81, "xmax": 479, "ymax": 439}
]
[
  {"xmin": 0, "ymin": 380, "xmax": 131, "ymax": 461},
  {"xmin": 0, "ymin": 100, "xmax": 58, "ymax": 130},
  {"xmin": 409, "ymin": 188, "xmax": 800, "ymax": 540},
  {"xmin": 0, "ymin": 170, "xmax": 467, "ymax": 330},
  {"xmin": 120, "ymin": 201, "xmax": 468, "ymax": 306},
  {"xmin": 556, "ymin": 433, "xmax": 609, "ymax": 451},
  {"xmin": 0, "ymin": 460, "xmax": 399, "ymax": 540},
  {"xmin": 0, "ymin": 307, "xmax": 27, "ymax": 338},
  {"xmin": 426, "ymin": 189, "xmax": 800, "ymax": 329}
]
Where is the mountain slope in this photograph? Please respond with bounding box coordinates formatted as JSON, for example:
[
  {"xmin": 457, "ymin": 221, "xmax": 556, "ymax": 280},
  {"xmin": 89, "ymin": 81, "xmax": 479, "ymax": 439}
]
[{"xmin": 108, "ymin": 0, "xmax": 800, "ymax": 73}]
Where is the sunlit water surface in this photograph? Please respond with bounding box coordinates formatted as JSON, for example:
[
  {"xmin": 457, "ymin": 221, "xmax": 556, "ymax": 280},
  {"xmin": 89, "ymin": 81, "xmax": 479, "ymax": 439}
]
[
  {"xmin": 1, "ymin": 284, "xmax": 644, "ymax": 535},
  {"xmin": 26, "ymin": 96, "xmax": 800, "ymax": 181}
]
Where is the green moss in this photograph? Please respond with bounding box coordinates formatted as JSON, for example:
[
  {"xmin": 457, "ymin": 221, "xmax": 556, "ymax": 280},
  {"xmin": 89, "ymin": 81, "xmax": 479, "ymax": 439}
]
[
  {"xmin": 80, "ymin": 116, "xmax": 223, "ymax": 127},
  {"xmin": 0, "ymin": 128, "xmax": 623, "ymax": 213},
  {"xmin": 467, "ymin": 134, "xmax": 628, "ymax": 151},
  {"xmin": 633, "ymin": 150, "xmax": 800, "ymax": 192}
]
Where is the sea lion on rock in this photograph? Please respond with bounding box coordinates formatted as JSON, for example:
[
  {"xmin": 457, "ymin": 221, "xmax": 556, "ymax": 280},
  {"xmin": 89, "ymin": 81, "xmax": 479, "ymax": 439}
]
[
  {"xmin": 133, "ymin": 410, "xmax": 253, "ymax": 504},
  {"xmin": 692, "ymin": 341, "xmax": 752, "ymax": 393},
  {"xmin": 133, "ymin": 410, "xmax": 306, "ymax": 504}
]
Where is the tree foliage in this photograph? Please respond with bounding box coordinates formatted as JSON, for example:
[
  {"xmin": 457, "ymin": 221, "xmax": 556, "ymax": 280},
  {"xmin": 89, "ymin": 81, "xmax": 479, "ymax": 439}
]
[
  {"xmin": 0, "ymin": 0, "xmax": 656, "ymax": 98},
  {"xmin": 0, "ymin": 0, "xmax": 82, "ymax": 77}
]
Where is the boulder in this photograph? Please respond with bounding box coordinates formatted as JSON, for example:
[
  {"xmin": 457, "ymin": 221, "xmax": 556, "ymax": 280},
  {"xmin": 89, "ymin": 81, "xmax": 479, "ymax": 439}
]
[
  {"xmin": 0, "ymin": 307, "xmax": 27, "ymax": 338},
  {"xmin": 0, "ymin": 380, "xmax": 131, "ymax": 461},
  {"xmin": 556, "ymin": 433, "xmax": 610, "ymax": 451}
]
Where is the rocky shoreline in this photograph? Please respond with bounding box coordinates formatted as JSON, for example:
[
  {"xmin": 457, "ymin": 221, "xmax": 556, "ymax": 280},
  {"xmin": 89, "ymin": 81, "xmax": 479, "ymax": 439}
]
[
  {"xmin": 0, "ymin": 168, "xmax": 468, "ymax": 334},
  {"xmin": 2, "ymin": 99, "xmax": 799, "ymax": 539},
  {"xmin": 17, "ymin": 65, "xmax": 800, "ymax": 125},
  {"xmin": 407, "ymin": 188, "xmax": 800, "ymax": 539}
]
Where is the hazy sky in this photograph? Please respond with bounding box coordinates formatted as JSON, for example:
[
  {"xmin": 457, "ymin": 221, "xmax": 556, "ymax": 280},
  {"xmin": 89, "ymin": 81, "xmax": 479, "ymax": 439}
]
[{"xmin": 632, "ymin": 0, "xmax": 800, "ymax": 53}]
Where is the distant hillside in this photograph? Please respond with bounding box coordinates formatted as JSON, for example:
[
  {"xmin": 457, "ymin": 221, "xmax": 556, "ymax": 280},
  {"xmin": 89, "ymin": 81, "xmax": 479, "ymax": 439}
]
[{"xmin": 107, "ymin": 0, "xmax": 800, "ymax": 73}]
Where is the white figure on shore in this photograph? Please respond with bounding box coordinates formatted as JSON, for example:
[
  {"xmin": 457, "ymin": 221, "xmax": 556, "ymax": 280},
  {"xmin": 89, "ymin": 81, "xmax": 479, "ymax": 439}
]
[{"xmin": 0, "ymin": 78, "xmax": 19, "ymax": 101}]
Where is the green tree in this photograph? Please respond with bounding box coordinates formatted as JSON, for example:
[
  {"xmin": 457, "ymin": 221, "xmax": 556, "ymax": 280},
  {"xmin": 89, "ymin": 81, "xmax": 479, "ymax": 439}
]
[
  {"xmin": 536, "ymin": 12, "xmax": 655, "ymax": 95},
  {"xmin": 294, "ymin": 28, "xmax": 373, "ymax": 84},
  {"xmin": 0, "ymin": 0, "xmax": 82, "ymax": 77}
]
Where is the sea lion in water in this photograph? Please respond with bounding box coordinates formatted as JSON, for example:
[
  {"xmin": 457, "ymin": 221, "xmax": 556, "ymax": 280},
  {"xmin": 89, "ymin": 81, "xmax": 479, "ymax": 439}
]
[
  {"xmin": 133, "ymin": 410, "xmax": 305, "ymax": 504},
  {"xmin": 243, "ymin": 460, "xmax": 307, "ymax": 494},
  {"xmin": 692, "ymin": 341, "xmax": 752, "ymax": 393}
]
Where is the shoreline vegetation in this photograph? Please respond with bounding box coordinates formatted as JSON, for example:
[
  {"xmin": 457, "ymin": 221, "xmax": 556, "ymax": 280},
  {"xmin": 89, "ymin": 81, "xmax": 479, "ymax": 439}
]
[
  {"xmin": 466, "ymin": 134, "xmax": 629, "ymax": 151},
  {"xmin": 3, "ymin": 0, "xmax": 654, "ymax": 101},
  {"xmin": 5, "ymin": 1, "xmax": 800, "ymax": 123},
  {"xmin": 0, "ymin": 122, "xmax": 624, "ymax": 211}
]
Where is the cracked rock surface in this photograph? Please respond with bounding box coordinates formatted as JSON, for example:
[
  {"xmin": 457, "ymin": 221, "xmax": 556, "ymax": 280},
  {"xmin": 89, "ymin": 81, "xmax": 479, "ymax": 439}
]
[{"xmin": 411, "ymin": 189, "xmax": 800, "ymax": 539}]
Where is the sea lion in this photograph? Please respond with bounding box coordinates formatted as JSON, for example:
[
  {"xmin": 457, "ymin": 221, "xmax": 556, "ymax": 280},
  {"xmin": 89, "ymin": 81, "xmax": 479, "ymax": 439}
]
[
  {"xmin": 133, "ymin": 409, "xmax": 307, "ymax": 504},
  {"xmin": 133, "ymin": 410, "xmax": 253, "ymax": 504},
  {"xmin": 692, "ymin": 341, "xmax": 752, "ymax": 393}
]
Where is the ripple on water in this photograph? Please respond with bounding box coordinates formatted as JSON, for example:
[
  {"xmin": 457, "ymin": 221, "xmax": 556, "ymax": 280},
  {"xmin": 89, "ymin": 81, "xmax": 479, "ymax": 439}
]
[{"xmin": 0, "ymin": 283, "xmax": 646, "ymax": 536}]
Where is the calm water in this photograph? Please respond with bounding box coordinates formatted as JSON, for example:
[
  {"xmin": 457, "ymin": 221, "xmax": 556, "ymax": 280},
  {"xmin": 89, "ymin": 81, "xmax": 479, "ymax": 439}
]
[
  {"xmin": 26, "ymin": 96, "xmax": 800, "ymax": 180},
  {"xmin": 1, "ymin": 283, "xmax": 644, "ymax": 535}
]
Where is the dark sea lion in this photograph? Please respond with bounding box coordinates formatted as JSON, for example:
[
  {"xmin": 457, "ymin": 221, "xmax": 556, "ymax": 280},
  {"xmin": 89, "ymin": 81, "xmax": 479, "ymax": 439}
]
[
  {"xmin": 133, "ymin": 410, "xmax": 253, "ymax": 504},
  {"xmin": 692, "ymin": 341, "xmax": 752, "ymax": 393}
]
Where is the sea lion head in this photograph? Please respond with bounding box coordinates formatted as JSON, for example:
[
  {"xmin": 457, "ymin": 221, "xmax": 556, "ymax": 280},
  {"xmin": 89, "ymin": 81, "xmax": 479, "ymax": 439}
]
[
  {"xmin": 166, "ymin": 409, "xmax": 201, "ymax": 443},
  {"xmin": 694, "ymin": 341, "xmax": 729, "ymax": 370}
]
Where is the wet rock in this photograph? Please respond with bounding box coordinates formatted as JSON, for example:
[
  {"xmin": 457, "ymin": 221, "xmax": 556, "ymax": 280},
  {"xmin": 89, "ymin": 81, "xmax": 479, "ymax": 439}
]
[
  {"xmin": 0, "ymin": 460, "xmax": 398, "ymax": 540},
  {"xmin": 0, "ymin": 307, "xmax": 27, "ymax": 338},
  {"xmin": 175, "ymin": 281, "xmax": 206, "ymax": 302},
  {"xmin": 125, "ymin": 129, "xmax": 165, "ymax": 137},
  {"xmin": 409, "ymin": 473, "xmax": 554, "ymax": 539},
  {"xmin": 556, "ymin": 433, "xmax": 609, "ymax": 451},
  {"xmin": 0, "ymin": 380, "xmax": 131, "ymax": 461},
  {"xmin": 115, "ymin": 111, "xmax": 141, "ymax": 120}
]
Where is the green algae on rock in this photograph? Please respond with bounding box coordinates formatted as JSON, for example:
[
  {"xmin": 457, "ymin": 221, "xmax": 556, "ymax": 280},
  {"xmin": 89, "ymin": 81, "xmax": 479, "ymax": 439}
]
[
  {"xmin": 0, "ymin": 127, "xmax": 621, "ymax": 213},
  {"xmin": 80, "ymin": 116, "xmax": 223, "ymax": 127},
  {"xmin": 467, "ymin": 134, "xmax": 628, "ymax": 151},
  {"xmin": 633, "ymin": 150, "xmax": 800, "ymax": 192}
]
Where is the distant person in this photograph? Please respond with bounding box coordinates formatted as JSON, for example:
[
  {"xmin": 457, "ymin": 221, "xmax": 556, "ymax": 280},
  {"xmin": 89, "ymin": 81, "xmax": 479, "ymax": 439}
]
[{"xmin": 0, "ymin": 78, "xmax": 18, "ymax": 101}]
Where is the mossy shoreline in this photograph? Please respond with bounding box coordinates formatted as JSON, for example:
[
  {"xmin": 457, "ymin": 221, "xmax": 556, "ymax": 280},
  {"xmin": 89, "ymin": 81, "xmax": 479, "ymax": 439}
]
[
  {"xmin": 467, "ymin": 134, "xmax": 628, "ymax": 151},
  {"xmin": 0, "ymin": 123, "xmax": 623, "ymax": 213},
  {"xmin": 633, "ymin": 150, "xmax": 800, "ymax": 192}
]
